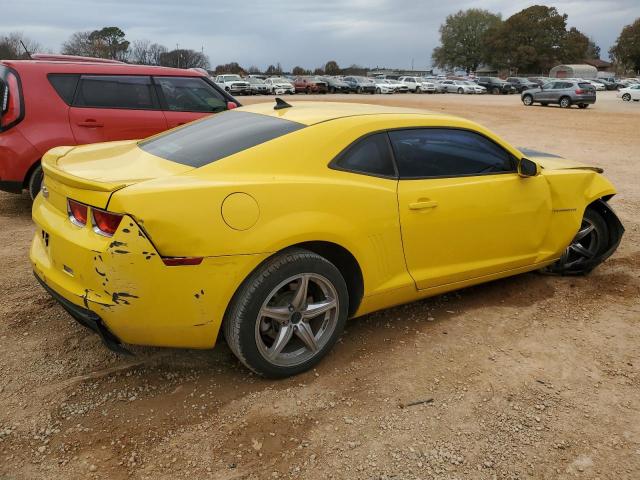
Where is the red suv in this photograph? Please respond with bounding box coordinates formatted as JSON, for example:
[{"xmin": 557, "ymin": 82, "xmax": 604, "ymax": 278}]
[{"xmin": 0, "ymin": 55, "xmax": 239, "ymax": 198}]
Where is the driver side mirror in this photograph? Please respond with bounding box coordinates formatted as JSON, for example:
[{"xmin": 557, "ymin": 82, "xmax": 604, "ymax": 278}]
[{"xmin": 518, "ymin": 158, "xmax": 540, "ymax": 177}]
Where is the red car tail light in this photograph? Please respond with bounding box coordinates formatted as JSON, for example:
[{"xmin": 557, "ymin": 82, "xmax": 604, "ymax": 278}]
[
  {"xmin": 0, "ymin": 71, "xmax": 23, "ymax": 130},
  {"xmin": 67, "ymin": 199, "xmax": 88, "ymax": 227},
  {"xmin": 92, "ymin": 209, "xmax": 123, "ymax": 237},
  {"xmin": 162, "ymin": 257, "xmax": 204, "ymax": 266},
  {"xmin": 575, "ymin": 89, "xmax": 585, "ymax": 94}
]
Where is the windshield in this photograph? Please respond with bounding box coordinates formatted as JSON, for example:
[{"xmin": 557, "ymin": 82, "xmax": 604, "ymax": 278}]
[{"xmin": 139, "ymin": 111, "xmax": 305, "ymax": 167}]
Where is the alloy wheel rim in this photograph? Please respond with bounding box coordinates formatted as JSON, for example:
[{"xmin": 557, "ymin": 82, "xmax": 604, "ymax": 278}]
[
  {"xmin": 561, "ymin": 218, "xmax": 601, "ymax": 269},
  {"xmin": 255, "ymin": 273, "xmax": 339, "ymax": 367}
]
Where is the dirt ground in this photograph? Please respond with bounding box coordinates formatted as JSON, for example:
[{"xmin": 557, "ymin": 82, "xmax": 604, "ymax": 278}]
[{"xmin": 1, "ymin": 91, "xmax": 639, "ymax": 480}]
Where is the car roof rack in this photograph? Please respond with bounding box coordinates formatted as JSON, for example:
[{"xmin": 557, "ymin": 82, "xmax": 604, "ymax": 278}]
[
  {"xmin": 274, "ymin": 97, "xmax": 292, "ymax": 110},
  {"xmin": 31, "ymin": 54, "xmax": 125, "ymax": 64}
]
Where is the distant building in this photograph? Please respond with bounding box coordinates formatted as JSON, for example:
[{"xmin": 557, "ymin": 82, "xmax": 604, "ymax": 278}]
[
  {"xmin": 583, "ymin": 59, "xmax": 613, "ymax": 72},
  {"xmin": 367, "ymin": 68, "xmax": 432, "ymax": 79},
  {"xmin": 549, "ymin": 64, "xmax": 598, "ymax": 79},
  {"xmin": 475, "ymin": 65, "xmax": 499, "ymax": 76}
]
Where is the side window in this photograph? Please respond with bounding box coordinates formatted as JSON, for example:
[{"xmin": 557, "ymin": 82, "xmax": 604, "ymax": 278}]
[
  {"xmin": 48, "ymin": 74, "xmax": 79, "ymax": 105},
  {"xmin": 74, "ymin": 75, "xmax": 156, "ymax": 110},
  {"xmin": 333, "ymin": 133, "xmax": 396, "ymax": 178},
  {"xmin": 389, "ymin": 128, "xmax": 515, "ymax": 179},
  {"xmin": 155, "ymin": 76, "xmax": 226, "ymax": 113}
]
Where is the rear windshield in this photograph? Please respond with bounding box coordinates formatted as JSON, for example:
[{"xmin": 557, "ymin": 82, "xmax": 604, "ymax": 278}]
[
  {"xmin": 138, "ymin": 110, "xmax": 305, "ymax": 167},
  {"xmin": 578, "ymin": 82, "xmax": 595, "ymax": 89}
]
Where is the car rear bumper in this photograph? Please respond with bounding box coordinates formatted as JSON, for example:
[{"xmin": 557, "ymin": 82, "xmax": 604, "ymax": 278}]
[
  {"xmin": 573, "ymin": 96, "xmax": 597, "ymax": 104},
  {"xmin": 0, "ymin": 127, "xmax": 41, "ymax": 187},
  {"xmin": 30, "ymin": 191, "xmax": 270, "ymax": 350}
]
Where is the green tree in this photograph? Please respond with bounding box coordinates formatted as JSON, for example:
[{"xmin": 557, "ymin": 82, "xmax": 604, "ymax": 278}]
[
  {"xmin": 89, "ymin": 27, "xmax": 130, "ymax": 60},
  {"xmin": 324, "ymin": 60, "xmax": 340, "ymax": 75},
  {"xmin": 563, "ymin": 27, "xmax": 598, "ymax": 63},
  {"xmin": 160, "ymin": 49, "xmax": 209, "ymax": 69},
  {"xmin": 485, "ymin": 5, "xmax": 569, "ymax": 73},
  {"xmin": 432, "ymin": 9, "xmax": 502, "ymax": 73},
  {"xmin": 609, "ymin": 18, "xmax": 640, "ymax": 72},
  {"xmin": 291, "ymin": 66, "xmax": 307, "ymax": 75},
  {"xmin": 212, "ymin": 61, "xmax": 244, "ymax": 74}
]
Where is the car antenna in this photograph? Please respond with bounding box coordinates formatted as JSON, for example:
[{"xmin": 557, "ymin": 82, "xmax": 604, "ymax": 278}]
[
  {"xmin": 274, "ymin": 97, "xmax": 292, "ymax": 110},
  {"xmin": 20, "ymin": 40, "xmax": 33, "ymax": 60}
]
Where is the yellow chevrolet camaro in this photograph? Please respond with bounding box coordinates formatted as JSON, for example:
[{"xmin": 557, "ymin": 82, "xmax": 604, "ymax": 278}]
[{"xmin": 30, "ymin": 100, "xmax": 624, "ymax": 377}]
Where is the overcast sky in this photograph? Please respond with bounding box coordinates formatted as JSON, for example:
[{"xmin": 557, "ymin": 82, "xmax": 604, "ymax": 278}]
[{"xmin": 4, "ymin": 0, "xmax": 639, "ymax": 70}]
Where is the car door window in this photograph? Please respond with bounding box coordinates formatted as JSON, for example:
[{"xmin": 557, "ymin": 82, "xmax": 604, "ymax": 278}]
[
  {"xmin": 154, "ymin": 76, "xmax": 227, "ymax": 113},
  {"xmin": 332, "ymin": 132, "xmax": 396, "ymax": 178},
  {"xmin": 389, "ymin": 128, "xmax": 515, "ymax": 179},
  {"xmin": 74, "ymin": 75, "xmax": 156, "ymax": 110}
]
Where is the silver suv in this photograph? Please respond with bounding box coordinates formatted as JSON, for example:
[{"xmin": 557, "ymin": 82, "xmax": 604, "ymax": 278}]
[{"xmin": 521, "ymin": 80, "xmax": 596, "ymax": 109}]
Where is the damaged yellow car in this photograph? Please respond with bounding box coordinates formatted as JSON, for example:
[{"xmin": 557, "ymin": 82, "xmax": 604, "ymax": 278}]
[{"xmin": 30, "ymin": 100, "xmax": 624, "ymax": 377}]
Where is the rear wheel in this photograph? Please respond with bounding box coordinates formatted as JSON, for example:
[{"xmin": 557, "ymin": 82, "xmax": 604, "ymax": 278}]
[
  {"xmin": 28, "ymin": 164, "xmax": 44, "ymax": 200},
  {"xmin": 492, "ymin": 87, "xmax": 500, "ymax": 95},
  {"xmin": 457, "ymin": 87, "xmax": 464, "ymax": 94},
  {"xmin": 543, "ymin": 208, "xmax": 609, "ymax": 275},
  {"xmin": 522, "ymin": 94, "xmax": 533, "ymax": 106},
  {"xmin": 559, "ymin": 96, "xmax": 571, "ymax": 108},
  {"xmin": 223, "ymin": 249, "xmax": 348, "ymax": 378}
]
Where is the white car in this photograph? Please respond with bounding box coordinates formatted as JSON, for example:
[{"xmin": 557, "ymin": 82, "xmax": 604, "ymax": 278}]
[
  {"xmin": 585, "ymin": 79, "xmax": 606, "ymax": 91},
  {"xmin": 617, "ymin": 84, "xmax": 640, "ymax": 102},
  {"xmin": 264, "ymin": 77, "xmax": 295, "ymax": 95},
  {"xmin": 439, "ymin": 80, "xmax": 476, "ymax": 94},
  {"xmin": 398, "ymin": 76, "xmax": 436, "ymax": 93},
  {"xmin": 464, "ymin": 81, "xmax": 486, "ymax": 94},
  {"xmin": 214, "ymin": 74, "xmax": 251, "ymax": 95},
  {"xmin": 373, "ymin": 79, "xmax": 396, "ymax": 94}
]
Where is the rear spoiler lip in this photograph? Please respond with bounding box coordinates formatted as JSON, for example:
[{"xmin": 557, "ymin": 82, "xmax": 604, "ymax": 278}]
[{"xmin": 41, "ymin": 146, "xmax": 129, "ymax": 192}]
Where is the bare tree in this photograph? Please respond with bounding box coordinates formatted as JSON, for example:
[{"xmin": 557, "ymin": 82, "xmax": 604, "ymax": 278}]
[
  {"xmin": 131, "ymin": 39, "xmax": 151, "ymax": 64},
  {"xmin": 0, "ymin": 32, "xmax": 43, "ymax": 59},
  {"xmin": 148, "ymin": 43, "xmax": 167, "ymax": 65},
  {"xmin": 160, "ymin": 49, "xmax": 210, "ymax": 69},
  {"xmin": 61, "ymin": 31, "xmax": 98, "ymax": 57}
]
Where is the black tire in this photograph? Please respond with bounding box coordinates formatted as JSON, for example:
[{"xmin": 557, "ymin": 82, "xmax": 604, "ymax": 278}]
[
  {"xmin": 28, "ymin": 164, "xmax": 44, "ymax": 200},
  {"xmin": 329, "ymin": 86, "xmax": 335, "ymax": 94},
  {"xmin": 622, "ymin": 93, "xmax": 631, "ymax": 102},
  {"xmin": 376, "ymin": 87, "xmax": 381, "ymax": 94},
  {"xmin": 543, "ymin": 208, "xmax": 609, "ymax": 275},
  {"xmin": 356, "ymin": 86, "xmax": 362, "ymax": 94},
  {"xmin": 541, "ymin": 102, "xmax": 549, "ymax": 106},
  {"xmin": 223, "ymin": 248, "xmax": 349, "ymax": 378},
  {"xmin": 457, "ymin": 87, "xmax": 464, "ymax": 94},
  {"xmin": 522, "ymin": 94, "xmax": 533, "ymax": 106},
  {"xmin": 492, "ymin": 87, "xmax": 500, "ymax": 95},
  {"xmin": 559, "ymin": 96, "xmax": 571, "ymax": 108},
  {"xmin": 578, "ymin": 104, "xmax": 589, "ymax": 109}
]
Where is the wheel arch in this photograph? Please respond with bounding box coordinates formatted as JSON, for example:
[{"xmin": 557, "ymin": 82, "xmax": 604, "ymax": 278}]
[{"xmin": 22, "ymin": 158, "xmax": 42, "ymax": 188}]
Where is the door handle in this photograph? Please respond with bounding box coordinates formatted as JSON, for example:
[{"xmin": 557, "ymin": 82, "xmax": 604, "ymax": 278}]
[
  {"xmin": 409, "ymin": 200, "xmax": 438, "ymax": 210},
  {"xmin": 77, "ymin": 120, "xmax": 104, "ymax": 128}
]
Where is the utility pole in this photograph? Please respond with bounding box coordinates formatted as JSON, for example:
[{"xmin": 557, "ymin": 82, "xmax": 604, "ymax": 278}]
[{"xmin": 176, "ymin": 43, "xmax": 180, "ymax": 68}]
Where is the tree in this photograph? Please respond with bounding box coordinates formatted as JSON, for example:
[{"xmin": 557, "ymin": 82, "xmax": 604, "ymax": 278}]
[
  {"xmin": 431, "ymin": 9, "xmax": 502, "ymax": 73},
  {"xmin": 485, "ymin": 6, "xmax": 570, "ymax": 73},
  {"xmin": 247, "ymin": 65, "xmax": 261, "ymax": 74},
  {"xmin": 265, "ymin": 63, "xmax": 283, "ymax": 75},
  {"xmin": 130, "ymin": 39, "xmax": 151, "ymax": 64},
  {"xmin": 88, "ymin": 27, "xmax": 130, "ymax": 60},
  {"xmin": 313, "ymin": 67, "xmax": 325, "ymax": 75},
  {"xmin": 609, "ymin": 18, "xmax": 640, "ymax": 72},
  {"xmin": 0, "ymin": 32, "xmax": 43, "ymax": 59},
  {"xmin": 61, "ymin": 31, "xmax": 96, "ymax": 57},
  {"xmin": 324, "ymin": 60, "xmax": 340, "ymax": 75},
  {"xmin": 291, "ymin": 66, "xmax": 307, "ymax": 75},
  {"xmin": 161, "ymin": 49, "xmax": 210, "ymax": 69},
  {"xmin": 148, "ymin": 43, "xmax": 167, "ymax": 66},
  {"xmin": 213, "ymin": 62, "xmax": 245, "ymax": 74},
  {"xmin": 562, "ymin": 27, "xmax": 596, "ymax": 63}
]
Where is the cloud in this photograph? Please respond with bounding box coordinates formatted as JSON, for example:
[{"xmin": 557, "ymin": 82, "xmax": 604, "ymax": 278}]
[{"xmin": 2, "ymin": 0, "xmax": 638, "ymax": 69}]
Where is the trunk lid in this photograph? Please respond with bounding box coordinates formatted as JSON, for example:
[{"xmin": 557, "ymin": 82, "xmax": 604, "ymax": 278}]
[{"xmin": 41, "ymin": 140, "xmax": 193, "ymax": 210}]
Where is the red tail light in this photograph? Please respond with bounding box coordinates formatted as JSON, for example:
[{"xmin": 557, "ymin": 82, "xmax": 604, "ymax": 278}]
[
  {"xmin": 575, "ymin": 89, "xmax": 585, "ymax": 94},
  {"xmin": 0, "ymin": 71, "xmax": 23, "ymax": 130},
  {"xmin": 92, "ymin": 209, "xmax": 123, "ymax": 237},
  {"xmin": 67, "ymin": 199, "xmax": 88, "ymax": 226},
  {"xmin": 162, "ymin": 257, "xmax": 204, "ymax": 266}
]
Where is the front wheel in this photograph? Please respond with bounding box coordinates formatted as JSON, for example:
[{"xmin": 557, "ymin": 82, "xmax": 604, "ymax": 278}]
[
  {"xmin": 457, "ymin": 87, "xmax": 464, "ymax": 94},
  {"xmin": 622, "ymin": 93, "xmax": 631, "ymax": 101},
  {"xmin": 376, "ymin": 87, "xmax": 381, "ymax": 94},
  {"xmin": 223, "ymin": 249, "xmax": 349, "ymax": 378},
  {"xmin": 543, "ymin": 208, "xmax": 609, "ymax": 275},
  {"xmin": 492, "ymin": 87, "xmax": 500, "ymax": 95},
  {"xmin": 28, "ymin": 164, "xmax": 44, "ymax": 200},
  {"xmin": 522, "ymin": 94, "xmax": 533, "ymax": 106}
]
